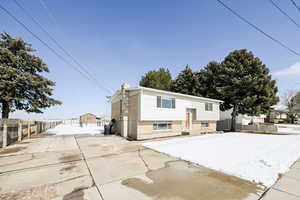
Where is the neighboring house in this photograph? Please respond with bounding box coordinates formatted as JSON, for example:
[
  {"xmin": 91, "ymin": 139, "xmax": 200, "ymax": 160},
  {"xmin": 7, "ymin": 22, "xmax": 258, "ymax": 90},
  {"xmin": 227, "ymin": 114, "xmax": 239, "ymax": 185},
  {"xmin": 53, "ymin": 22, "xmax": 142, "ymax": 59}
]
[
  {"xmin": 220, "ymin": 109, "xmax": 266, "ymax": 125},
  {"xmin": 98, "ymin": 115, "xmax": 111, "ymax": 126},
  {"xmin": 80, "ymin": 113, "xmax": 97, "ymax": 125},
  {"xmin": 267, "ymin": 104, "xmax": 288, "ymax": 123},
  {"xmin": 110, "ymin": 83, "xmax": 222, "ymax": 140},
  {"xmin": 62, "ymin": 118, "xmax": 79, "ymax": 125}
]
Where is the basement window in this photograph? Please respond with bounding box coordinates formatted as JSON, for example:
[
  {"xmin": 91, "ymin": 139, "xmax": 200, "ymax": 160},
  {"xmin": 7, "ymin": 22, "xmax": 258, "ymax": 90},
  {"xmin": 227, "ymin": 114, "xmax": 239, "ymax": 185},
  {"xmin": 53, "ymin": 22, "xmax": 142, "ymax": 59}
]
[
  {"xmin": 153, "ymin": 121, "xmax": 172, "ymax": 130},
  {"xmin": 201, "ymin": 121, "xmax": 209, "ymax": 128}
]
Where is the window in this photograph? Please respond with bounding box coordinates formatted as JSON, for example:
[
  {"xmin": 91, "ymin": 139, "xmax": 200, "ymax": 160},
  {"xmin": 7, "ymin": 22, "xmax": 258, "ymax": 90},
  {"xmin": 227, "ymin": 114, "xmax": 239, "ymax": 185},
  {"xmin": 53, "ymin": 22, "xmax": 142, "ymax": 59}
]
[
  {"xmin": 157, "ymin": 96, "xmax": 175, "ymax": 109},
  {"xmin": 205, "ymin": 103, "xmax": 213, "ymax": 111},
  {"xmin": 201, "ymin": 121, "xmax": 209, "ymax": 127},
  {"xmin": 157, "ymin": 96, "xmax": 161, "ymax": 108},
  {"xmin": 153, "ymin": 121, "xmax": 172, "ymax": 130}
]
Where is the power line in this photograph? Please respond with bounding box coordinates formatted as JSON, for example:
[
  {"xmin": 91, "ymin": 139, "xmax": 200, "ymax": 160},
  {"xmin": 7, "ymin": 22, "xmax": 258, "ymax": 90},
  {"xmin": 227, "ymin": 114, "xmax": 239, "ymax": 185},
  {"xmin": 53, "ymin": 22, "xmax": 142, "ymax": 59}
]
[
  {"xmin": 36, "ymin": 0, "xmax": 113, "ymax": 94},
  {"xmin": 0, "ymin": 3, "xmax": 82, "ymax": 76},
  {"xmin": 290, "ymin": 0, "xmax": 300, "ymax": 12},
  {"xmin": 216, "ymin": 0, "xmax": 300, "ymax": 57},
  {"xmin": 38, "ymin": 0, "xmax": 57, "ymax": 24},
  {"xmin": 0, "ymin": 2, "xmax": 112, "ymax": 94},
  {"xmin": 13, "ymin": 0, "xmax": 112, "ymax": 94},
  {"xmin": 269, "ymin": 0, "xmax": 300, "ymax": 30}
]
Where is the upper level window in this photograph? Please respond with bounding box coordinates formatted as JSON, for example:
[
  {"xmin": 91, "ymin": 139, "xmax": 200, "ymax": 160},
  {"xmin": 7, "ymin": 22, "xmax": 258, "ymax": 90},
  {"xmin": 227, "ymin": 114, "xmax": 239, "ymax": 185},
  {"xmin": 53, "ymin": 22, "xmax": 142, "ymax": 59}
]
[
  {"xmin": 205, "ymin": 103, "xmax": 213, "ymax": 111},
  {"xmin": 157, "ymin": 96, "xmax": 175, "ymax": 109}
]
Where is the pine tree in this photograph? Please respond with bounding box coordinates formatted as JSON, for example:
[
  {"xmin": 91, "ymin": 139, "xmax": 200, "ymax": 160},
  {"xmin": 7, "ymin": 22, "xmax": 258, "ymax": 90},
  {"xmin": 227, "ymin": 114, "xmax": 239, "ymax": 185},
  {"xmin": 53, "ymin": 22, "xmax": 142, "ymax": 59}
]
[
  {"xmin": 171, "ymin": 65, "xmax": 201, "ymax": 96},
  {"xmin": 198, "ymin": 61, "xmax": 222, "ymax": 99},
  {"xmin": 200, "ymin": 49, "xmax": 279, "ymax": 130},
  {"xmin": 139, "ymin": 68, "xmax": 172, "ymax": 91},
  {"xmin": 0, "ymin": 33, "xmax": 61, "ymax": 118}
]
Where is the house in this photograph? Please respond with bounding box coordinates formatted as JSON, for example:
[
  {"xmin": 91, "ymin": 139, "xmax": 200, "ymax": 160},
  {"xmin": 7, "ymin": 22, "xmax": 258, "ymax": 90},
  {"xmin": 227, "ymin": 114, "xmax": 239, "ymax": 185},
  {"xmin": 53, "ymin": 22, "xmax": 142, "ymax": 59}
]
[
  {"xmin": 220, "ymin": 109, "xmax": 266, "ymax": 125},
  {"xmin": 62, "ymin": 118, "xmax": 79, "ymax": 125},
  {"xmin": 80, "ymin": 113, "xmax": 97, "ymax": 126},
  {"xmin": 98, "ymin": 115, "xmax": 111, "ymax": 126},
  {"xmin": 110, "ymin": 83, "xmax": 222, "ymax": 140},
  {"xmin": 267, "ymin": 104, "xmax": 288, "ymax": 123}
]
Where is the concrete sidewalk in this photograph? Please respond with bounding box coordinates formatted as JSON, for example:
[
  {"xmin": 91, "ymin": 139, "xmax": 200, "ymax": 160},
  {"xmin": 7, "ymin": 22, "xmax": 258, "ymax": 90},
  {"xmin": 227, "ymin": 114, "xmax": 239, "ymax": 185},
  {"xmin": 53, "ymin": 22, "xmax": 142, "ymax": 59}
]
[
  {"xmin": 261, "ymin": 159, "xmax": 300, "ymax": 200},
  {"xmin": 0, "ymin": 134, "xmax": 287, "ymax": 200}
]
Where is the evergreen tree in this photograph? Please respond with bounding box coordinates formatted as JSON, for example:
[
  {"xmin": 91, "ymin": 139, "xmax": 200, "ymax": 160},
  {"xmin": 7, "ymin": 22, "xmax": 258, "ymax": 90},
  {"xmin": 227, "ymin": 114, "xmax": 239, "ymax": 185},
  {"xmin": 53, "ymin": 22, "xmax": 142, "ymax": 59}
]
[
  {"xmin": 200, "ymin": 49, "xmax": 279, "ymax": 130},
  {"xmin": 198, "ymin": 61, "xmax": 222, "ymax": 98},
  {"xmin": 0, "ymin": 33, "xmax": 61, "ymax": 119},
  {"xmin": 139, "ymin": 68, "xmax": 172, "ymax": 90},
  {"xmin": 171, "ymin": 65, "xmax": 201, "ymax": 96}
]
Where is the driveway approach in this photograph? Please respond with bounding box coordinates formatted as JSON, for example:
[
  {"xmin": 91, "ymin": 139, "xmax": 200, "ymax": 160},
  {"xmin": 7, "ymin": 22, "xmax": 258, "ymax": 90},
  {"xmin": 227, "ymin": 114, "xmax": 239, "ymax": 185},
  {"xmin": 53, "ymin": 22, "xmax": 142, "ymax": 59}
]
[{"xmin": 0, "ymin": 134, "xmax": 265, "ymax": 200}]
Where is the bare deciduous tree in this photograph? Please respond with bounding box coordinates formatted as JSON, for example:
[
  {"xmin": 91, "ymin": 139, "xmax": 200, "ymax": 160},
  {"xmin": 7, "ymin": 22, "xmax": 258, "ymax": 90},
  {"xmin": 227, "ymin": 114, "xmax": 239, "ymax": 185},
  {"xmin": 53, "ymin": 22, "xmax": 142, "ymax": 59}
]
[{"xmin": 283, "ymin": 90, "xmax": 300, "ymax": 124}]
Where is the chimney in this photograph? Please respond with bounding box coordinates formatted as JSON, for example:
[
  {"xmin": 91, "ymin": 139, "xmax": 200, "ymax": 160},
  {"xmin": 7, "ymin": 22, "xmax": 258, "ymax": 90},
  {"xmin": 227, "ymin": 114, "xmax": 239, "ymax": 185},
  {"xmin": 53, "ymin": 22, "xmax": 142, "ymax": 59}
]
[
  {"xmin": 121, "ymin": 83, "xmax": 130, "ymax": 90},
  {"xmin": 120, "ymin": 83, "xmax": 129, "ymax": 138},
  {"xmin": 120, "ymin": 83, "xmax": 130, "ymax": 116}
]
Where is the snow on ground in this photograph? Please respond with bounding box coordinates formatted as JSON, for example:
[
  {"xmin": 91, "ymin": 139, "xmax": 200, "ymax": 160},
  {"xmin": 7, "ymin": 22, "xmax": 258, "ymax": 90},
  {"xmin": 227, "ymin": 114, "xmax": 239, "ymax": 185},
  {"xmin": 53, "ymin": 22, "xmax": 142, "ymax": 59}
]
[
  {"xmin": 276, "ymin": 124, "xmax": 300, "ymax": 134},
  {"xmin": 143, "ymin": 133, "xmax": 300, "ymax": 187},
  {"xmin": 45, "ymin": 123, "xmax": 104, "ymax": 135}
]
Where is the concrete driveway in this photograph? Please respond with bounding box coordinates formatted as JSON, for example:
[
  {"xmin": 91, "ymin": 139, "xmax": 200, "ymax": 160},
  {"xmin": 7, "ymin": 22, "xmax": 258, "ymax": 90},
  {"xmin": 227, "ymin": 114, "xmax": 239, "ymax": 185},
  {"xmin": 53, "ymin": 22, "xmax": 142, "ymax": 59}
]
[{"xmin": 0, "ymin": 134, "xmax": 265, "ymax": 200}]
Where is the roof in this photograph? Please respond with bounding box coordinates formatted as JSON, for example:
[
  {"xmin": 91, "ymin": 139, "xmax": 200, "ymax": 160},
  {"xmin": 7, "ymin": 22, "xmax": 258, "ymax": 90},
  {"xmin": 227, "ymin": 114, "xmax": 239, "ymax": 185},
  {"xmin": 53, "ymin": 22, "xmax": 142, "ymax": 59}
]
[
  {"xmin": 124, "ymin": 86, "xmax": 223, "ymax": 103},
  {"xmin": 271, "ymin": 104, "xmax": 288, "ymax": 111},
  {"xmin": 80, "ymin": 113, "xmax": 96, "ymax": 117}
]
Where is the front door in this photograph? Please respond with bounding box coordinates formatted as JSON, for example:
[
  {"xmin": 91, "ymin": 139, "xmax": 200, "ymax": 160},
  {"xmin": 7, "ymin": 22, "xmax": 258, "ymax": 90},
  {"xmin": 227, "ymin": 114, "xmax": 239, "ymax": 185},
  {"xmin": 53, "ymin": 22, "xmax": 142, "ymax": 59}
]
[{"xmin": 185, "ymin": 112, "xmax": 192, "ymax": 130}]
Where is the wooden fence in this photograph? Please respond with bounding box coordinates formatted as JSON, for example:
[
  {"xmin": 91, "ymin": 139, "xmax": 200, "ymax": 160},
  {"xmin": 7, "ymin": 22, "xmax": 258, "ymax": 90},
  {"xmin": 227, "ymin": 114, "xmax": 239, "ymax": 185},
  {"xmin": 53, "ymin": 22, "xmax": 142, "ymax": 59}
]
[
  {"xmin": 217, "ymin": 119, "xmax": 278, "ymax": 133},
  {"xmin": 236, "ymin": 123, "xmax": 277, "ymax": 132},
  {"xmin": 0, "ymin": 119, "xmax": 61, "ymax": 148}
]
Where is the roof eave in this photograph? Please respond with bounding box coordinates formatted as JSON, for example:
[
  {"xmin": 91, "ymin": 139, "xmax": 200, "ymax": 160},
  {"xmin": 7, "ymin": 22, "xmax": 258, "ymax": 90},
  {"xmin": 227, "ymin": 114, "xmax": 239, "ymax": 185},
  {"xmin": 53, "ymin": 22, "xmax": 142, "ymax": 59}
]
[{"xmin": 132, "ymin": 86, "xmax": 223, "ymax": 103}]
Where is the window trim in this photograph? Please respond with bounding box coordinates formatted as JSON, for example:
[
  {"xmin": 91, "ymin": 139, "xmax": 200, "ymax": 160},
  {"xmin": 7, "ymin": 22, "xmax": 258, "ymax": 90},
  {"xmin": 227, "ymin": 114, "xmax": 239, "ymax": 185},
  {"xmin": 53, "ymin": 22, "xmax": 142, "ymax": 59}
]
[
  {"xmin": 201, "ymin": 121, "xmax": 209, "ymax": 128},
  {"xmin": 205, "ymin": 102, "xmax": 213, "ymax": 111},
  {"xmin": 157, "ymin": 96, "xmax": 162, "ymax": 108},
  {"xmin": 157, "ymin": 96, "xmax": 176, "ymax": 109}
]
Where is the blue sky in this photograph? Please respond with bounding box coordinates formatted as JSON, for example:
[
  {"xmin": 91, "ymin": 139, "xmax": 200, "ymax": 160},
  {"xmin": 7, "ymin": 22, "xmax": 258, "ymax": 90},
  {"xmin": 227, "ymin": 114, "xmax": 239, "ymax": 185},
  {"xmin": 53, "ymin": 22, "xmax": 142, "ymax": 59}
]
[{"xmin": 1, "ymin": 0, "xmax": 300, "ymax": 119}]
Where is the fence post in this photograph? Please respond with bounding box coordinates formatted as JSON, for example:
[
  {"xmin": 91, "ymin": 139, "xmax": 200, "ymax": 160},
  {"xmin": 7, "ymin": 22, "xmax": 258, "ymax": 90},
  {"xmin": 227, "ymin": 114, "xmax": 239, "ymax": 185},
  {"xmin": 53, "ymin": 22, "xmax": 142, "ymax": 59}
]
[
  {"xmin": 27, "ymin": 121, "xmax": 31, "ymax": 138},
  {"xmin": 38, "ymin": 122, "xmax": 41, "ymax": 133},
  {"xmin": 34, "ymin": 122, "xmax": 37, "ymax": 135},
  {"xmin": 2, "ymin": 121, "xmax": 8, "ymax": 148},
  {"xmin": 36, "ymin": 122, "xmax": 39, "ymax": 134},
  {"xmin": 18, "ymin": 121, "xmax": 22, "ymax": 142}
]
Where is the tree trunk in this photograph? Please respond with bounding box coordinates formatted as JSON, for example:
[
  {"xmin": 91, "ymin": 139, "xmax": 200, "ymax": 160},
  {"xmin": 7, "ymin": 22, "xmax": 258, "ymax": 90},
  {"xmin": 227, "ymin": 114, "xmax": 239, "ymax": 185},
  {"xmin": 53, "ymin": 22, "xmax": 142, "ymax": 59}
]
[
  {"xmin": 1, "ymin": 101, "xmax": 10, "ymax": 119},
  {"xmin": 231, "ymin": 105, "xmax": 237, "ymax": 131}
]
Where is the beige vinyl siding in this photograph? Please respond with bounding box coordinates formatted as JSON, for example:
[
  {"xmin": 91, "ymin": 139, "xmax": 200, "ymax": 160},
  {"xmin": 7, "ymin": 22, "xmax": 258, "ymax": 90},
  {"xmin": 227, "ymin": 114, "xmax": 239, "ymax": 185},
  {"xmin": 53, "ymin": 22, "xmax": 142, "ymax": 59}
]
[
  {"xmin": 111, "ymin": 100, "xmax": 121, "ymax": 120},
  {"xmin": 128, "ymin": 94, "xmax": 139, "ymax": 139},
  {"xmin": 137, "ymin": 120, "xmax": 182, "ymax": 135},
  {"xmin": 191, "ymin": 120, "xmax": 217, "ymax": 134}
]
